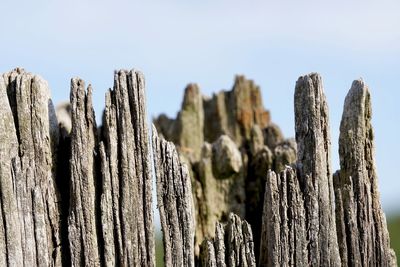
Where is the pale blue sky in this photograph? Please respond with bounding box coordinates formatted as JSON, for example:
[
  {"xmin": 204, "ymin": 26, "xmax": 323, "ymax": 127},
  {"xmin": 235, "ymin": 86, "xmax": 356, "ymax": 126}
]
[{"xmin": 1, "ymin": 0, "xmax": 399, "ymax": 214}]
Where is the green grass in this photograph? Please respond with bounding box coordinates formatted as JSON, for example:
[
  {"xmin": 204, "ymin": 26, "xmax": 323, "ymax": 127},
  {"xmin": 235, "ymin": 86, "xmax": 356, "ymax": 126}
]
[
  {"xmin": 155, "ymin": 230, "xmax": 164, "ymax": 267},
  {"xmin": 388, "ymin": 215, "xmax": 400, "ymax": 262}
]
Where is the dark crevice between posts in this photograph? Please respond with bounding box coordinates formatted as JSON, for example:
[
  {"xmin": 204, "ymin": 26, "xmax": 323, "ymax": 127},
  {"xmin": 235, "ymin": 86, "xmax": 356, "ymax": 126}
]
[
  {"xmin": 94, "ymin": 129, "xmax": 105, "ymax": 267},
  {"xmin": 56, "ymin": 130, "xmax": 71, "ymax": 266}
]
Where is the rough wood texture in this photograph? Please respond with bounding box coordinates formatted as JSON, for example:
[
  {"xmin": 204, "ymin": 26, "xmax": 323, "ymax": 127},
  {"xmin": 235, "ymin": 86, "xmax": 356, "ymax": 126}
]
[
  {"xmin": 200, "ymin": 213, "xmax": 256, "ymax": 267},
  {"xmin": 68, "ymin": 78, "xmax": 101, "ymax": 266},
  {"xmin": 67, "ymin": 69, "xmax": 156, "ymax": 266},
  {"xmin": 0, "ymin": 68, "xmax": 62, "ymax": 266},
  {"xmin": 258, "ymin": 74, "xmax": 396, "ymax": 266},
  {"xmin": 0, "ymin": 68, "xmax": 397, "ymax": 267},
  {"xmin": 259, "ymin": 167, "xmax": 307, "ymax": 267},
  {"xmin": 294, "ymin": 73, "xmax": 340, "ymax": 266},
  {"xmin": 99, "ymin": 70, "xmax": 155, "ymax": 266},
  {"xmin": 152, "ymin": 126, "xmax": 195, "ymax": 267},
  {"xmin": 334, "ymin": 80, "xmax": 397, "ymax": 266}
]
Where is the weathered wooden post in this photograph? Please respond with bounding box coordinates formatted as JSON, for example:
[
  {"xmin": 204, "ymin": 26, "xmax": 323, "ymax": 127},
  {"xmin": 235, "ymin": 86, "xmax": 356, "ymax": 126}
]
[
  {"xmin": 334, "ymin": 79, "xmax": 397, "ymax": 266},
  {"xmin": 0, "ymin": 68, "xmax": 62, "ymax": 266},
  {"xmin": 0, "ymin": 68, "xmax": 396, "ymax": 266},
  {"xmin": 152, "ymin": 126, "xmax": 195, "ymax": 267},
  {"xmin": 97, "ymin": 70, "xmax": 155, "ymax": 266}
]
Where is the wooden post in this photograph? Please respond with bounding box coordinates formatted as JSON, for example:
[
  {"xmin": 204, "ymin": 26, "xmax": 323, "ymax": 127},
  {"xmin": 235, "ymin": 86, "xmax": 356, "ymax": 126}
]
[{"xmin": 0, "ymin": 68, "xmax": 396, "ymax": 266}]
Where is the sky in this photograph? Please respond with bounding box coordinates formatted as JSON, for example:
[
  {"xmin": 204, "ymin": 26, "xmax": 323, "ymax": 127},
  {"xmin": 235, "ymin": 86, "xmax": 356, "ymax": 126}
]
[{"xmin": 1, "ymin": 0, "xmax": 399, "ymax": 214}]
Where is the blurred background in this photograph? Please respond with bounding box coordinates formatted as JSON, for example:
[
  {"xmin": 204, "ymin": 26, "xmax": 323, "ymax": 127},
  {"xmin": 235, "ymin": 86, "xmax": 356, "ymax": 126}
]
[{"xmin": 1, "ymin": 0, "xmax": 399, "ymax": 262}]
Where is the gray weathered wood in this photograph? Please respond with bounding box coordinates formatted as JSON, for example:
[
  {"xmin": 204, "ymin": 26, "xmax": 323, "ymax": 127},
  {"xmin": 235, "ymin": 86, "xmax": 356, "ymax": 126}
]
[
  {"xmin": 334, "ymin": 79, "xmax": 397, "ymax": 266},
  {"xmin": 200, "ymin": 213, "xmax": 256, "ymax": 267},
  {"xmin": 259, "ymin": 167, "xmax": 306, "ymax": 267},
  {"xmin": 0, "ymin": 68, "xmax": 62, "ymax": 266},
  {"xmin": 0, "ymin": 68, "xmax": 397, "ymax": 267},
  {"xmin": 68, "ymin": 78, "xmax": 101, "ymax": 266},
  {"xmin": 152, "ymin": 125, "xmax": 195, "ymax": 267},
  {"xmin": 68, "ymin": 69, "xmax": 156, "ymax": 267},
  {"xmin": 294, "ymin": 73, "xmax": 340, "ymax": 266},
  {"xmin": 99, "ymin": 69, "xmax": 155, "ymax": 266}
]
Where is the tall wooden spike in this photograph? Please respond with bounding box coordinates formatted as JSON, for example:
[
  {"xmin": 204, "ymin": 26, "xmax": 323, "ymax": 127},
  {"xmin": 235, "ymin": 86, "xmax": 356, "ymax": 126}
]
[
  {"xmin": 335, "ymin": 79, "xmax": 397, "ymax": 266},
  {"xmin": 294, "ymin": 73, "xmax": 340, "ymax": 266}
]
